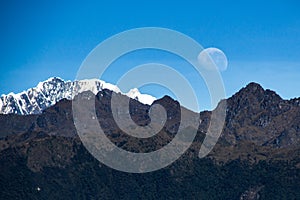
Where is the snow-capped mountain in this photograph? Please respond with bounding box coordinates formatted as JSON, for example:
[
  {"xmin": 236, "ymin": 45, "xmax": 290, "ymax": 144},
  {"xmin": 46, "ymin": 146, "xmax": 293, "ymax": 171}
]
[{"xmin": 0, "ymin": 77, "xmax": 156, "ymax": 115}]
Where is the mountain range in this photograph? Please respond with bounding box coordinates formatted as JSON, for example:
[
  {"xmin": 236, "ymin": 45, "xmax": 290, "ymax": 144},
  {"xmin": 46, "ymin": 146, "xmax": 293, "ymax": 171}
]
[
  {"xmin": 0, "ymin": 77, "xmax": 156, "ymax": 115},
  {"xmin": 0, "ymin": 78, "xmax": 299, "ymax": 199}
]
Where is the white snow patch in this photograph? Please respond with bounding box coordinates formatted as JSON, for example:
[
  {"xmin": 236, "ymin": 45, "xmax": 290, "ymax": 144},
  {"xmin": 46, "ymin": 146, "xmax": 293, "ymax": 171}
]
[{"xmin": 126, "ymin": 88, "xmax": 156, "ymax": 105}]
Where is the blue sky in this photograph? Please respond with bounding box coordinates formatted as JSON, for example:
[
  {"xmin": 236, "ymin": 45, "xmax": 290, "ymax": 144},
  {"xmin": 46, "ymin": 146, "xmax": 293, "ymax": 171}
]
[{"xmin": 0, "ymin": 0, "xmax": 300, "ymax": 110}]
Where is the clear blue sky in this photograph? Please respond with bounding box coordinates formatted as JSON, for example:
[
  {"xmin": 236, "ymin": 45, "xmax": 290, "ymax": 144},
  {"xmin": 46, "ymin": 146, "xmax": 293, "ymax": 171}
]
[{"xmin": 0, "ymin": 0, "xmax": 300, "ymax": 110}]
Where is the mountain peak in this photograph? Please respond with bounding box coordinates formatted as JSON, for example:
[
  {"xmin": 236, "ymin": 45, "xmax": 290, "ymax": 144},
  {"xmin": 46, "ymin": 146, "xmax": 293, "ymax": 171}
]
[
  {"xmin": 226, "ymin": 82, "xmax": 286, "ymax": 122},
  {"xmin": 233, "ymin": 82, "xmax": 282, "ymax": 102},
  {"xmin": 240, "ymin": 82, "xmax": 265, "ymax": 95},
  {"xmin": 46, "ymin": 76, "xmax": 65, "ymax": 82},
  {"xmin": 153, "ymin": 95, "xmax": 177, "ymax": 104},
  {"xmin": 36, "ymin": 76, "xmax": 65, "ymax": 86},
  {"xmin": 245, "ymin": 82, "xmax": 264, "ymax": 90},
  {"xmin": 126, "ymin": 88, "xmax": 156, "ymax": 105}
]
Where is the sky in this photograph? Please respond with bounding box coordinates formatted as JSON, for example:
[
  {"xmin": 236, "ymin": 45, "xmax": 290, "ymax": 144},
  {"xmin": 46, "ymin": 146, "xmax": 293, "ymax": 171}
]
[{"xmin": 0, "ymin": 0, "xmax": 300, "ymax": 110}]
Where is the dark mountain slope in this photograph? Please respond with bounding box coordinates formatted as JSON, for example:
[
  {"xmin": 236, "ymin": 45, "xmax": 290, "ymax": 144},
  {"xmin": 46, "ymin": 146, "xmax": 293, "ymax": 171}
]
[{"xmin": 0, "ymin": 82, "xmax": 300, "ymax": 199}]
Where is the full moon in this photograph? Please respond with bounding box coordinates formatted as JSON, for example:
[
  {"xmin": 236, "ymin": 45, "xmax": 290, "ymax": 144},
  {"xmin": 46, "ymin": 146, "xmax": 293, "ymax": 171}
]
[{"xmin": 197, "ymin": 47, "xmax": 228, "ymax": 71}]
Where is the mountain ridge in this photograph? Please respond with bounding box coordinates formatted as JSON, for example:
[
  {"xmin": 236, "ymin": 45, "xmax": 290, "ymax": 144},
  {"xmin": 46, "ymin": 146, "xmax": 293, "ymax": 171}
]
[
  {"xmin": 1, "ymin": 81, "xmax": 299, "ymax": 150},
  {"xmin": 0, "ymin": 80, "xmax": 299, "ymax": 199},
  {"xmin": 0, "ymin": 77, "xmax": 156, "ymax": 115}
]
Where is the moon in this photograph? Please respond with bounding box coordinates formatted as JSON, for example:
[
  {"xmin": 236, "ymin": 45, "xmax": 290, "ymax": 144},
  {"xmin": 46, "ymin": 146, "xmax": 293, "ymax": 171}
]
[{"xmin": 197, "ymin": 47, "xmax": 228, "ymax": 71}]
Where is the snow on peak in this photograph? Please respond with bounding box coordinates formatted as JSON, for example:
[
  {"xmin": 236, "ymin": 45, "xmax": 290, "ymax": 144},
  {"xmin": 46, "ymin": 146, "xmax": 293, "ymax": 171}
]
[
  {"xmin": 126, "ymin": 88, "xmax": 156, "ymax": 105},
  {"xmin": 75, "ymin": 78, "xmax": 121, "ymax": 95},
  {"xmin": 0, "ymin": 77, "xmax": 156, "ymax": 115}
]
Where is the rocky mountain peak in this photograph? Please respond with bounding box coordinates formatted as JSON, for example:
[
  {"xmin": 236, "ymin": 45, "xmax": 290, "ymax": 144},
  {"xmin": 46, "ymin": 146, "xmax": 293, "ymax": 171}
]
[
  {"xmin": 243, "ymin": 82, "xmax": 264, "ymax": 92},
  {"xmin": 228, "ymin": 82, "xmax": 285, "ymax": 112},
  {"xmin": 222, "ymin": 82, "xmax": 299, "ymax": 148}
]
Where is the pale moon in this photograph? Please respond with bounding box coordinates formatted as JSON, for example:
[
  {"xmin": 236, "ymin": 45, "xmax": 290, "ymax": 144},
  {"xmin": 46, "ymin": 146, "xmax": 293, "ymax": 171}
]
[{"xmin": 197, "ymin": 47, "xmax": 228, "ymax": 71}]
